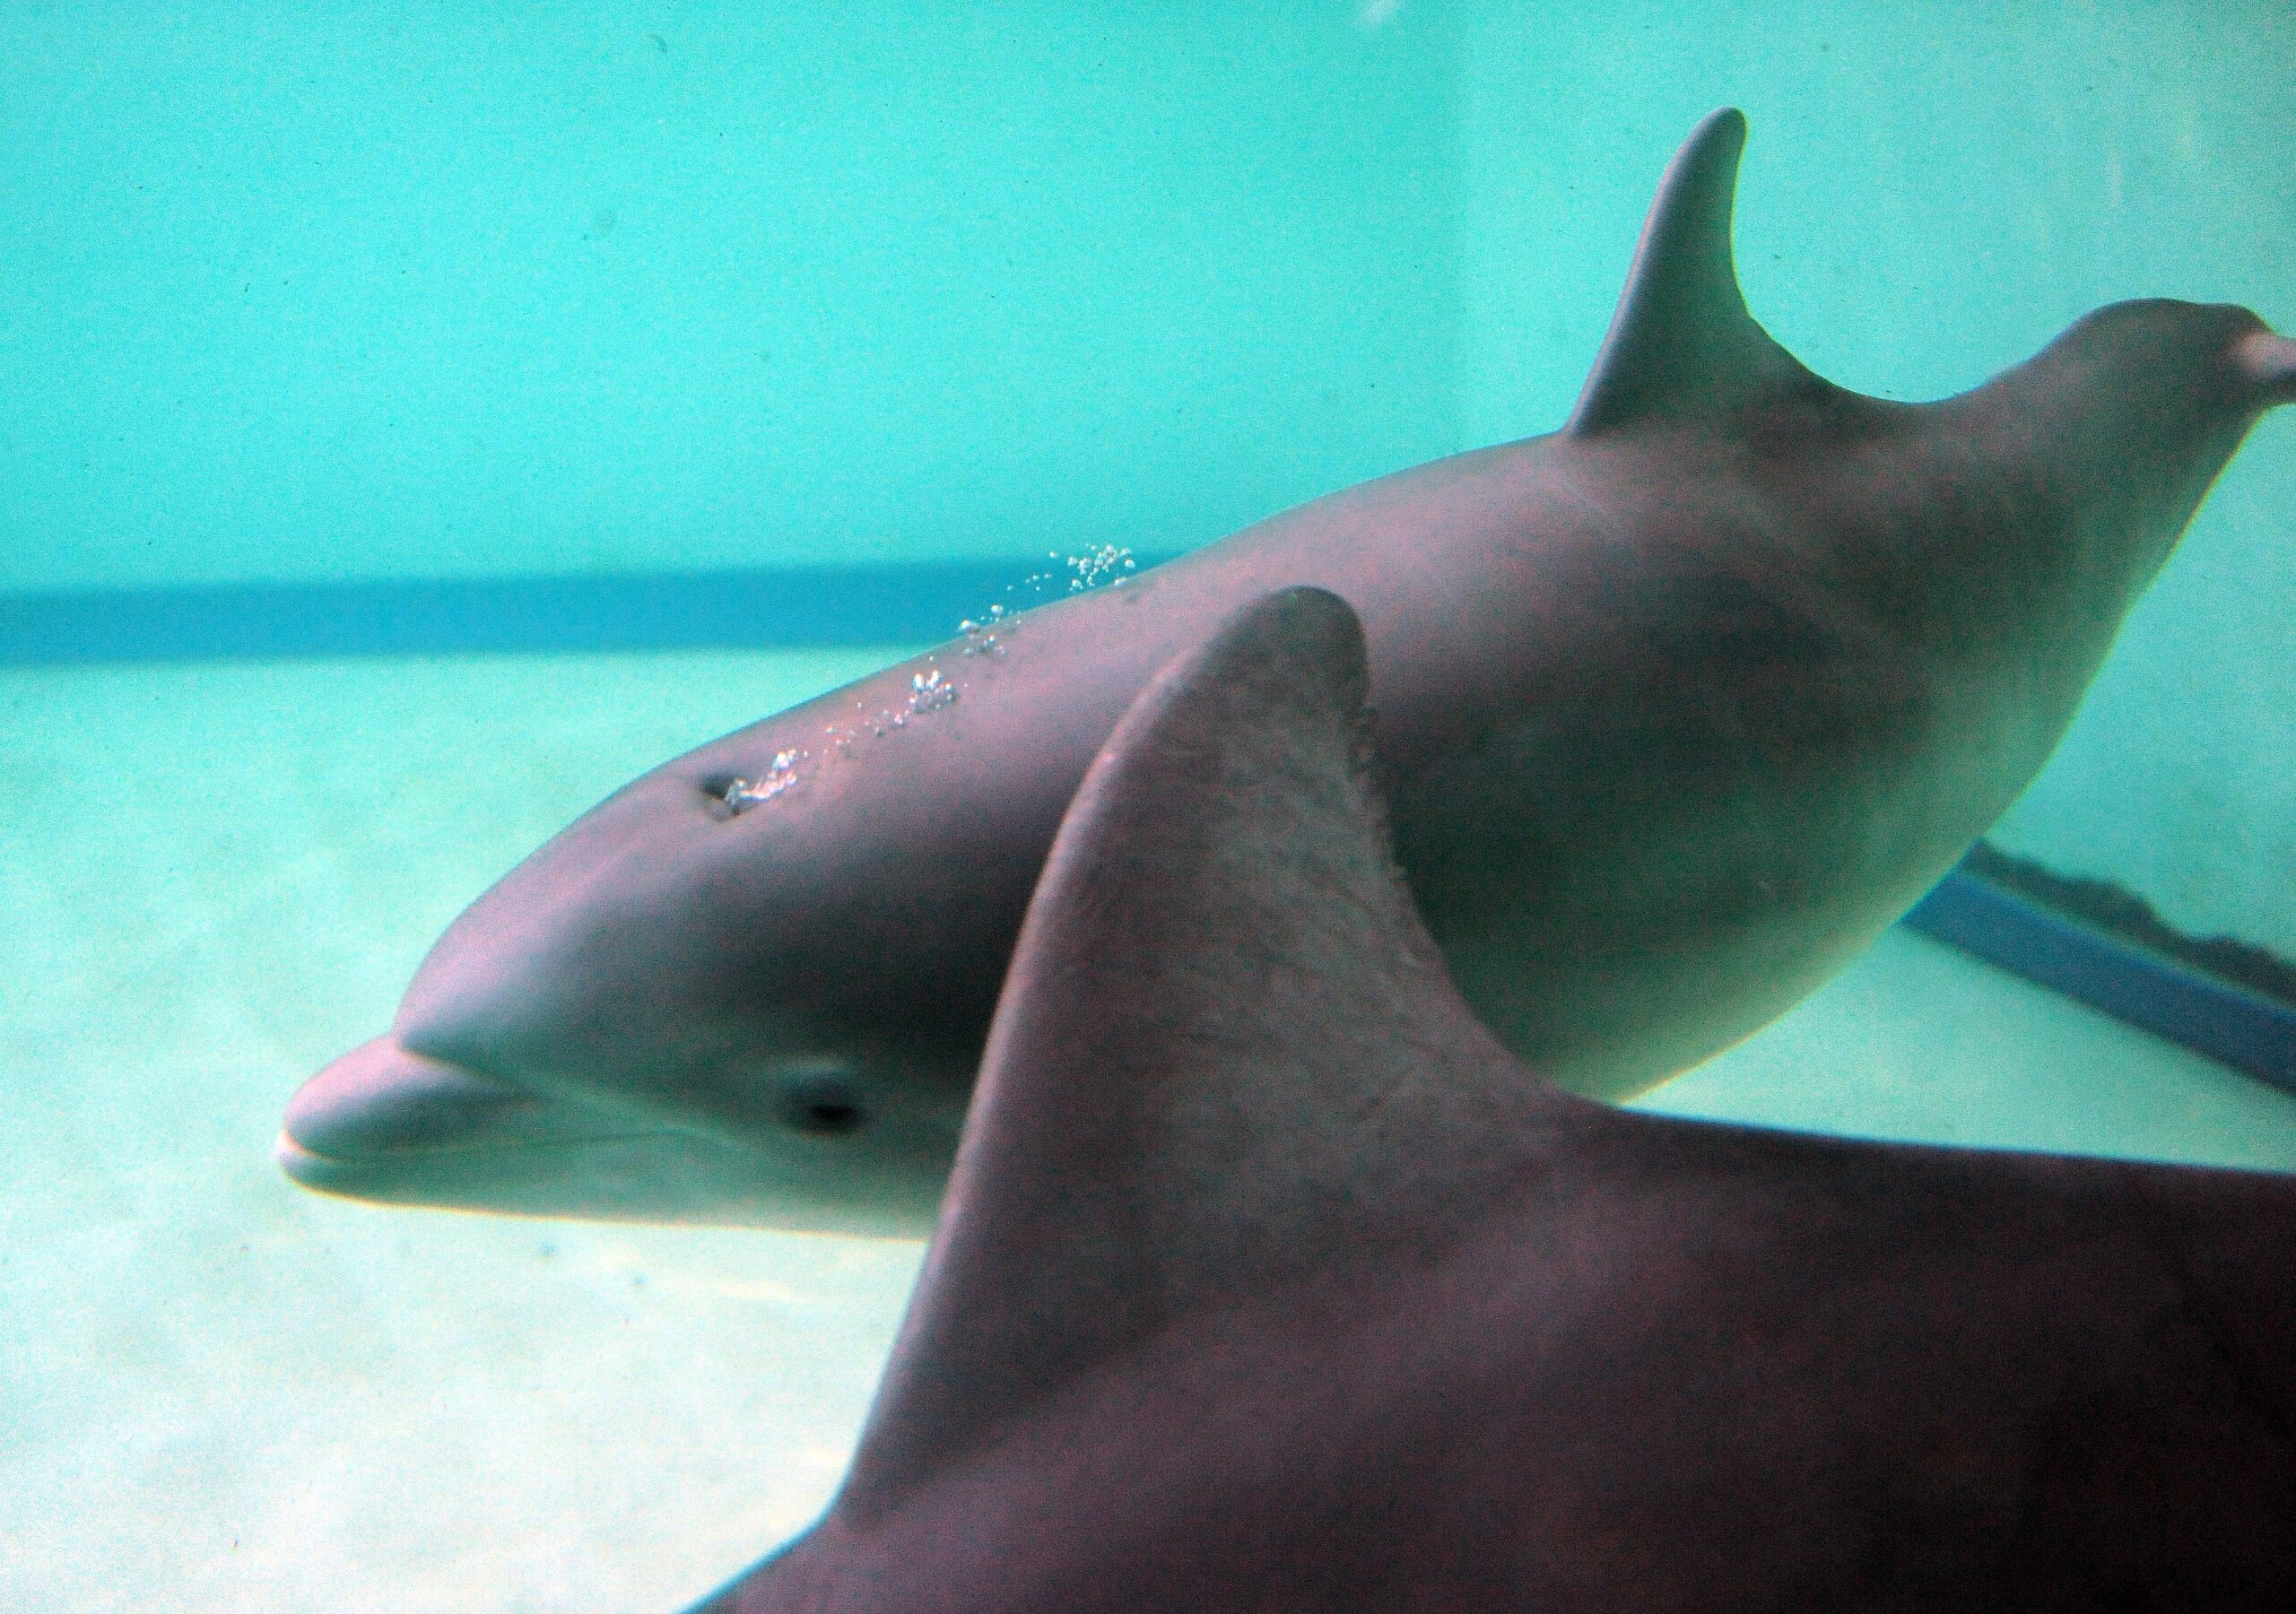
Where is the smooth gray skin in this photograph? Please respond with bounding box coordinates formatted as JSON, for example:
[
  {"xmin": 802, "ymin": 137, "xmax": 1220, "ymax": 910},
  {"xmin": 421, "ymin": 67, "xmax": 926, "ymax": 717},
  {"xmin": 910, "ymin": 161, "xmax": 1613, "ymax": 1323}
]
[
  {"xmin": 279, "ymin": 108, "xmax": 2296, "ymax": 1236},
  {"xmin": 690, "ymin": 587, "xmax": 2296, "ymax": 1614}
]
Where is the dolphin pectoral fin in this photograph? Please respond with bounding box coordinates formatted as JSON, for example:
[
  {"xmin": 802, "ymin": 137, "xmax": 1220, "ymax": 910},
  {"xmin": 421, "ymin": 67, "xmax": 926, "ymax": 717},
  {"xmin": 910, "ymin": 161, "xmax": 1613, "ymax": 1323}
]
[
  {"xmin": 1569, "ymin": 108, "xmax": 1831, "ymax": 434},
  {"xmin": 2236, "ymin": 327, "xmax": 2296, "ymax": 405}
]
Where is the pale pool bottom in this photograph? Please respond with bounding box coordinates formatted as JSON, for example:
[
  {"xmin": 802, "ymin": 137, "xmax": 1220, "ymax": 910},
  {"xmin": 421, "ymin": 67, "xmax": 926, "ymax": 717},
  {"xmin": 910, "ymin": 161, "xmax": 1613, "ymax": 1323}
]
[{"xmin": 4, "ymin": 652, "xmax": 2292, "ymax": 1614}]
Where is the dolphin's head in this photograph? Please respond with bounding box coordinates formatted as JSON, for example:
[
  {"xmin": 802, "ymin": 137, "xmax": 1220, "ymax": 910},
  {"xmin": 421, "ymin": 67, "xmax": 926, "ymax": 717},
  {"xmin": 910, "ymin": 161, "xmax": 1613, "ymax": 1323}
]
[
  {"xmin": 2040, "ymin": 298, "xmax": 2296, "ymax": 412},
  {"xmin": 2013, "ymin": 299, "xmax": 2296, "ymax": 584},
  {"xmin": 2233, "ymin": 317, "xmax": 2296, "ymax": 409},
  {"xmin": 278, "ymin": 693, "xmax": 992, "ymax": 1237},
  {"xmin": 276, "ymin": 1032, "xmax": 965, "ymax": 1236}
]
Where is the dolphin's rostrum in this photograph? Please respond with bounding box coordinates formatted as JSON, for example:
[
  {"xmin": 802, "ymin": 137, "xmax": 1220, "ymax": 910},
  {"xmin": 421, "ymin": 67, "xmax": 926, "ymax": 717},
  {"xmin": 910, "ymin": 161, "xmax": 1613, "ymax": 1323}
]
[{"xmin": 280, "ymin": 108, "xmax": 2296, "ymax": 1234}]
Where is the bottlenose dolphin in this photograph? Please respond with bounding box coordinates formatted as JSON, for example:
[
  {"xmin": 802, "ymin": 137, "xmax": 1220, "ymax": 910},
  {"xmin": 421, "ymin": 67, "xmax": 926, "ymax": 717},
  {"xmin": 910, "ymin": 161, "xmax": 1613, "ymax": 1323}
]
[
  {"xmin": 280, "ymin": 109, "xmax": 2296, "ymax": 1235},
  {"xmin": 690, "ymin": 588, "xmax": 2296, "ymax": 1612}
]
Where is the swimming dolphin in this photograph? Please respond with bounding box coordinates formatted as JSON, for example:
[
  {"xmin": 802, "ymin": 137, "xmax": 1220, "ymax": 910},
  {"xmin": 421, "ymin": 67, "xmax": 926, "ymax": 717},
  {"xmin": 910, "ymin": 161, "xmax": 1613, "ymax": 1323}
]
[
  {"xmin": 688, "ymin": 587, "xmax": 2296, "ymax": 1612},
  {"xmin": 279, "ymin": 109, "xmax": 2296, "ymax": 1235}
]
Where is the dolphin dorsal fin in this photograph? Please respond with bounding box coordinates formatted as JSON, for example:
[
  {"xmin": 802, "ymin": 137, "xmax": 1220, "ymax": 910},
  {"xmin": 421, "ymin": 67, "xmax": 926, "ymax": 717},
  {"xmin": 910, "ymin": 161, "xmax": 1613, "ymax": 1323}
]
[
  {"xmin": 1569, "ymin": 108, "xmax": 1826, "ymax": 434},
  {"xmin": 834, "ymin": 588, "xmax": 1562, "ymax": 1514}
]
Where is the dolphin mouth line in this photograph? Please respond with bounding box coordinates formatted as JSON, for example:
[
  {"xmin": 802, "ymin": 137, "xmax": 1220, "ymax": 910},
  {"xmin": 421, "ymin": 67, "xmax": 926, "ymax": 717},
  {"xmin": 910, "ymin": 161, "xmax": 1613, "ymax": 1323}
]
[{"xmin": 274, "ymin": 1124, "xmax": 691, "ymax": 1169}]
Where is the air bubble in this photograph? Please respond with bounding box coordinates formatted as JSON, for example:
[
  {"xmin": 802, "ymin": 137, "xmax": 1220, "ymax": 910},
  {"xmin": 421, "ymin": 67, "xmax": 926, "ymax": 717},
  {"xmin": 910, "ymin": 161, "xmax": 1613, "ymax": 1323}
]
[
  {"xmin": 909, "ymin": 667, "xmax": 957, "ymax": 715},
  {"xmin": 959, "ymin": 614, "xmax": 1005, "ymax": 658},
  {"xmin": 1066, "ymin": 543, "xmax": 1137, "ymax": 593},
  {"xmin": 722, "ymin": 748, "xmax": 805, "ymax": 813}
]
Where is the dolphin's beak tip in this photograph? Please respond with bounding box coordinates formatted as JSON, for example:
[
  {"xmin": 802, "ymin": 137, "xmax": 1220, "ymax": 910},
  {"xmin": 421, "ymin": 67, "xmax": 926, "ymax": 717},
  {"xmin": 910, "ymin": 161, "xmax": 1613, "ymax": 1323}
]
[
  {"xmin": 273, "ymin": 1125, "xmax": 325, "ymax": 1183},
  {"xmin": 2236, "ymin": 327, "xmax": 2296, "ymax": 405},
  {"xmin": 278, "ymin": 1036, "xmax": 526, "ymax": 1167}
]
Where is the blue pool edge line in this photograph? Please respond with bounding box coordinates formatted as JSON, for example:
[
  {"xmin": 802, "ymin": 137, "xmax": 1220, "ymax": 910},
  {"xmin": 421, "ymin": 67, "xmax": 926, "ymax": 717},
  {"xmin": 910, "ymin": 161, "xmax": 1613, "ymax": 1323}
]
[
  {"xmin": 6, "ymin": 567, "xmax": 2292, "ymax": 1098},
  {"xmin": 0, "ymin": 560, "xmax": 1177, "ymax": 666},
  {"xmin": 1903, "ymin": 871, "xmax": 2296, "ymax": 1097}
]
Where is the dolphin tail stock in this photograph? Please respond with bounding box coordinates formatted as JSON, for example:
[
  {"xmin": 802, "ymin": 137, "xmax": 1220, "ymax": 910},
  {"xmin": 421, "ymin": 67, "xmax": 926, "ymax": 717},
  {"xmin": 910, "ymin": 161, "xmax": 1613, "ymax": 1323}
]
[{"xmin": 1568, "ymin": 107, "xmax": 1835, "ymax": 435}]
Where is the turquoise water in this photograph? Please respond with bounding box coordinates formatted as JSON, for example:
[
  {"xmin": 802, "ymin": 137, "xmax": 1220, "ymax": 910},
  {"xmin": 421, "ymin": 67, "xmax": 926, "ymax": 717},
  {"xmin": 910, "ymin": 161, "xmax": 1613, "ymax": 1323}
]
[{"xmin": 4, "ymin": 5, "xmax": 2292, "ymax": 1609}]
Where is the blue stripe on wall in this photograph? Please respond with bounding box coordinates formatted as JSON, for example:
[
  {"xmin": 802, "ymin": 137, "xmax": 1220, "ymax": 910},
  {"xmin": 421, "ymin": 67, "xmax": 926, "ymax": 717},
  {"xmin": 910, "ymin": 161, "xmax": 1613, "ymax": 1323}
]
[
  {"xmin": 0, "ymin": 561, "xmax": 1148, "ymax": 666},
  {"xmin": 1902, "ymin": 872, "xmax": 2296, "ymax": 1097}
]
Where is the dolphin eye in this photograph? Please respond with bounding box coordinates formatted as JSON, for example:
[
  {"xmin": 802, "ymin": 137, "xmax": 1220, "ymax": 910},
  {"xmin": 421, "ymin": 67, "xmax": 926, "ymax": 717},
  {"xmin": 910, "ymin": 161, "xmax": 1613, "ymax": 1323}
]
[{"xmin": 777, "ymin": 1069, "xmax": 869, "ymax": 1137}]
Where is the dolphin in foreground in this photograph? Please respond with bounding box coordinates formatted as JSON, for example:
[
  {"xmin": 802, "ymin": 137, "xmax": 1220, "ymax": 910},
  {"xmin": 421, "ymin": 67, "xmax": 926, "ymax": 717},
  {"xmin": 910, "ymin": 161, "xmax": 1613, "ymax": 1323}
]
[
  {"xmin": 280, "ymin": 109, "xmax": 2296, "ymax": 1235},
  {"xmin": 689, "ymin": 588, "xmax": 2296, "ymax": 1612}
]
